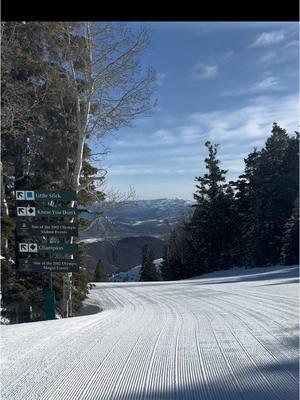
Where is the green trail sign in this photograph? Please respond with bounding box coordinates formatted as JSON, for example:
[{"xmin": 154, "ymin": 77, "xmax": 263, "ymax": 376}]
[
  {"xmin": 16, "ymin": 221, "xmax": 78, "ymax": 237},
  {"xmin": 19, "ymin": 258, "xmax": 80, "ymax": 272},
  {"xmin": 16, "ymin": 206, "xmax": 77, "ymax": 218},
  {"xmin": 18, "ymin": 242, "xmax": 79, "ymax": 255},
  {"xmin": 16, "ymin": 190, "xmax": 76, "ymax": 202}
]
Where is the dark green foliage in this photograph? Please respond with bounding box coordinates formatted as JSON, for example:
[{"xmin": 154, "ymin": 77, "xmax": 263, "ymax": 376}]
[
  {"xmin": 163, "ymin": 124, "xmax": 298, "ymax": 280},
  {"xmin": 251, "ymin": 124, "xmax": 297, "ymax": 265},
  {"xmin": 71, "ymin": 268, "xmax": 93, "ymax": 314},
  {"xmin": 280, "ymin": 196, "xmax": 299, "ymax": 266},
  {"xmin": 140, "ymin": 245, "xmax": 159, "ymax": 281},
  {"xmin": 0, "ymin": 22, "xmax": 100, "ymax": 323},
  {"xmin": 94, "ymin": 259, "xmax": 107, "ymax": 282},
  {"xmin": 232, "ymin": 124, "xmax": 299, "ymax": 267},
  {"xmin": 161, "ymin": 230, "xmax": 184, "ymax": 280},
  {"xmin": 191, "ymin": 141, "xmax": 237, "ymax": 273}
]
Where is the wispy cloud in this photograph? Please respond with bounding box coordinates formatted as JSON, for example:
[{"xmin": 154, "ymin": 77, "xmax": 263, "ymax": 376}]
[
  {"xmin": 258, "ymin": 51, "xmax": 277, "ymax": 64},
  {"xmin": 250, "ymin": 30, "xmax": 285, "ymax": 47},
  {"xmin": 284, "ymin": 39, "xmax": 299, "ymax": 49},
  {"xmin": 113, "ymin": 93, "xmax": 297, "ymax": 150},
  {"xmin": 191, "ymin": 63, "xmax": 218, "ymax": 80},
  {"xmin": 187, "ymin": 94, "xmax": 298, "ymax": 142},
  {"xmin": 253, "ymin": 76, "xmax": 283, "ymax": 91},
  {"xmin": 221, "ymin": 76, "xmax": 284, "ymax": 97}
]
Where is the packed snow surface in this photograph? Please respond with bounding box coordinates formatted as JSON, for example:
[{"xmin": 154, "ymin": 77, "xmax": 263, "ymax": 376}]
[{"xmin": 1, "ymin": 265, "xmax": 299, "ymax": 400}]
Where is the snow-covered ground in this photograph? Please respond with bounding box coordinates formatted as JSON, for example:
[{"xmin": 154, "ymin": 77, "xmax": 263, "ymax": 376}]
[
  {"xmin": 109, "ymin": 258, "xmax": 163, "ymax": 282},
  {"xmin": 1, "ymin": 265, "xmax": 299, "ymax": 400}
]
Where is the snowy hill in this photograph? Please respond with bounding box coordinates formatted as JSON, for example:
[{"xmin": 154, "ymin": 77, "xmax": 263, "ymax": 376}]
[{"xmin": 109, "ymin": 258, "xmax": 163, "ymax": 282}]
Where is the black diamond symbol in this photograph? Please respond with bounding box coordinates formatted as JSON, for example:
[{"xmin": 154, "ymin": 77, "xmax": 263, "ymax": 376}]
[
  {"xmin": 28, "ymin": 208, "xmax": 34, "ymax": 214},
  {"xmin": 30, "ymin": 244, "xmax": 36, "ymax": 250}
]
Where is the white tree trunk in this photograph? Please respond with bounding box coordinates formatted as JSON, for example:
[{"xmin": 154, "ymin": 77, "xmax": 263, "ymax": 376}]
[
  {"xmin": 62, "ymin": 22, "xmax": 94, "ymax": 318},
  {"xmin": 0, "ymin": 161, "xmax": 9, "ymax": 218}
]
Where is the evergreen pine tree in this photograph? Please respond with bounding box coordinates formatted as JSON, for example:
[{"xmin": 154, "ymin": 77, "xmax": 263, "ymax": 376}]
[
  {"xmin": 140, "ymin": 245, "xmax": 159, "ymax": 281},
  {"xmin": 94, "ymin": 259, "xmax": 107, "ymax": 282},
  {"xmin": 191, "ymin": 141, "xmax": 235, "ymax": 273},
  {"xmin": 1, "ymin": 22, "xmax": 97, "ymax": 322},
  {"xmin": 252, "ymin": 124, "xmax": 298, "ymax": 265},
  {"xmin": 230, "ymin": 148, "xmax": 261, "ymax": 266},
  {"xmin": 160, "ymin": 231, "xmax": 182, "ymax": 280},
  {"xmin": 280, "ymin": 196, "xmax": 299, "ymax": 265}
]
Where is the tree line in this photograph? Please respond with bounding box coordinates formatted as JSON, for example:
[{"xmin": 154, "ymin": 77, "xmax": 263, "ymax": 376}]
[
  {"xmin": 93, "ymin": 125, "xmax": 298, "ymax": 285},
  {"xmin": 1, "ymin": 22, "xmax": 155, "ymax": 322},
  {"xmin": 160, "ymin": 123, "xmax": 299, "ymax": 281}
]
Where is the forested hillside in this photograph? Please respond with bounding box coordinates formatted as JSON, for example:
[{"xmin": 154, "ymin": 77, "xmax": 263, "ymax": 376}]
[{"xmin": 1, "ymin": 22, "xmax": 155, "ymax": 322}]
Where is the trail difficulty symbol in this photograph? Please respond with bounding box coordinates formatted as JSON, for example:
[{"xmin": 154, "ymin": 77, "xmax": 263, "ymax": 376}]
[
  {"xmin": 27, "ymin": 207, "xmax": 36, "ymax": 216},
  {"xmin": 29, "ymin": 243, "xmax": 38, "ymax": 253},
  {"xmin": 18, "ymin": 243, "xmax": 38, "ymax": 252},
  {"xmin": 15, "ymin": 190, "xmax": 76, "ymax": 202},
  {"xmin": 16, "ymin": 190, "xmax": 35, "ymax": 200},
  {"xmin": 26, "ymin": 191, "xmax": 34, "ymax": 200}
]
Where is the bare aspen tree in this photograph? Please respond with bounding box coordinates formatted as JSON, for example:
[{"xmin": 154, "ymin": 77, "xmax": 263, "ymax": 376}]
[{"xmin": 49, "ymin": 22, "xmax": 156, "ymax": 316}]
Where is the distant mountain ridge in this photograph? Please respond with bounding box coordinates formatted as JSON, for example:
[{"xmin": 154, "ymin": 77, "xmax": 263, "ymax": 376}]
[{"xmin": 80, "ymin": 198, "xmax": 193, "ymax": 241}]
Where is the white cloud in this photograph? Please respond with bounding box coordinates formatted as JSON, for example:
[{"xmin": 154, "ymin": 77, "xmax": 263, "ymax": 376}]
[
  {"xmin": 253, "ymin": 76, "xmax": 283, "ymax": 91},
  {"xmin": 284, "ymin": 39, "xmax": 299, "ymax": 49},
  {"xmin": 112, "ymin": 93, "xmax": 298, "ymax": 152},
  {"xmin": 192, "ymin": 63, "xmax": 218, "ymax": 80},
  {"xmin": 221, "ymin": 76, "xmax": 284, "ymax": 97},
  {"xmin": 250, "ymin": 30, "xmax": 285, "ymax": 47},
  {"xmin": 152, "ymin": 129, "xmax": 174, "ymax": 144},
  {"xmin": 188, "ymin": 94, "xmax": 298, "ymax": 142},
  {"xmin": 105, "ymin": 94, "xmax": 298, "ymax": 199}
]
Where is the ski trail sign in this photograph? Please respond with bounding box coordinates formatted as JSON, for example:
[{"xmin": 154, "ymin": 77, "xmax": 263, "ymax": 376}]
[{"xmin": 15, "ymin": 190, "xmax": 76, "ymax": 202}]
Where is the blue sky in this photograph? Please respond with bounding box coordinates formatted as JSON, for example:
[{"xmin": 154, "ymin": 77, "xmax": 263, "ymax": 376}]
[{"xmin": 94, "ymin": 22, "xmax": 299, "ymax": 200}]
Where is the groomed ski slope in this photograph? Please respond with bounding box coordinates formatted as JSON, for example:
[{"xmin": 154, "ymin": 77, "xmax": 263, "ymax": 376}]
[{"xmin": 1, "ymin": 265, "xmax": 299, "ymax": 400}]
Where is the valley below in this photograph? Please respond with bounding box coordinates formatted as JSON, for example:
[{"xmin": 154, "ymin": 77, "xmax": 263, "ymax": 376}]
[{"xmin": 79, "ymin": 199, "xmax": 192, "ymax": 275}]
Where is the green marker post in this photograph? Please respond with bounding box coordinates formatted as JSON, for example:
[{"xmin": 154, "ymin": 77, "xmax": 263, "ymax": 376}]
[
  {"xmin": 44, "ymin": 210, "xmax": 55, "ymax": 320},
  {"xmin": 44, "ymin": 290, "xmax": 55, "ymax": 320}
]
